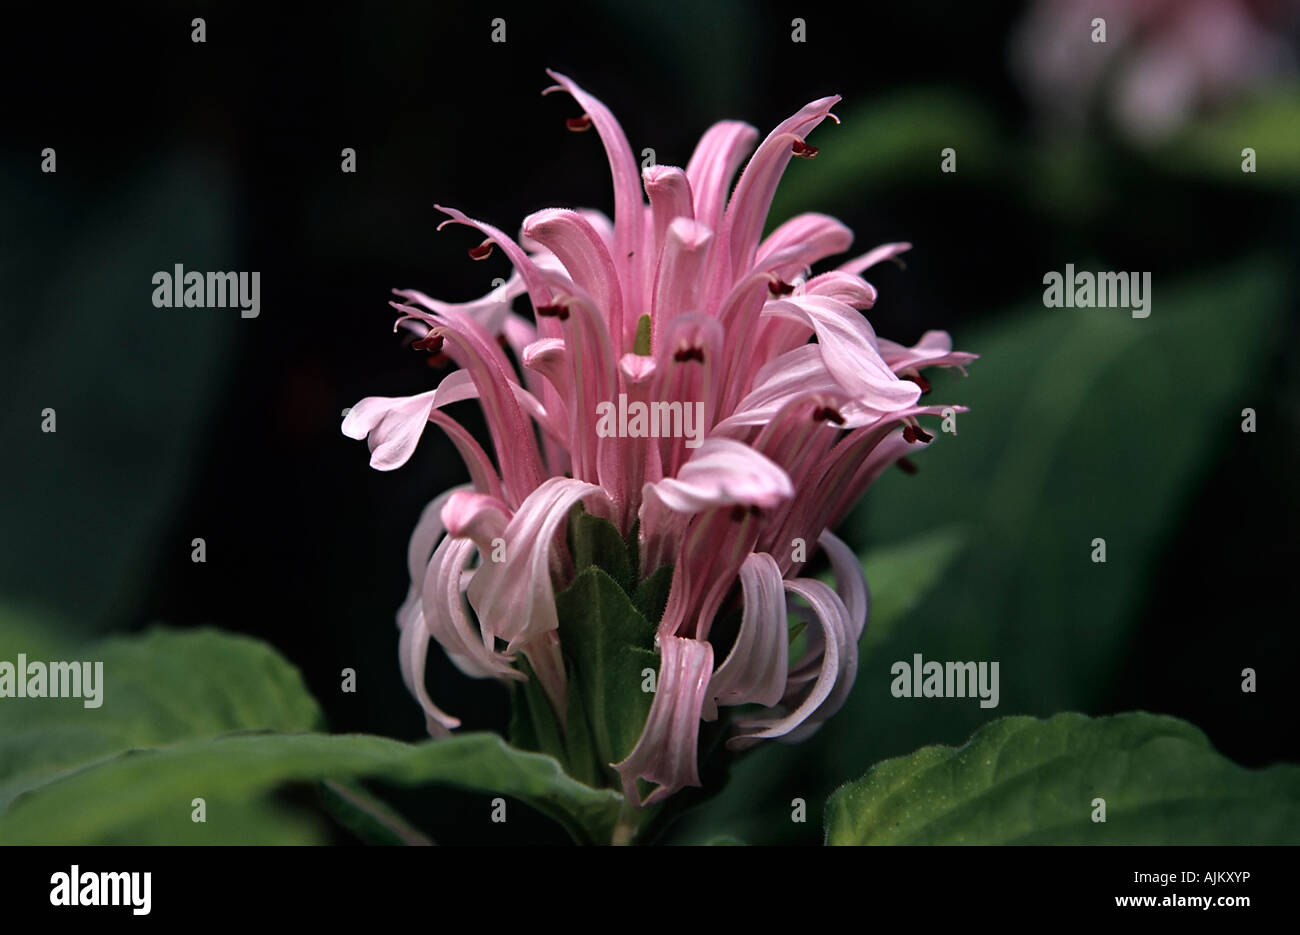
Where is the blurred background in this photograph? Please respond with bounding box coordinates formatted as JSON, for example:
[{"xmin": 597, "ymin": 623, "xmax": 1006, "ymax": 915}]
[{"xmin": 1, "ymin": 0, "xmax": 1297, "ymax": 843}]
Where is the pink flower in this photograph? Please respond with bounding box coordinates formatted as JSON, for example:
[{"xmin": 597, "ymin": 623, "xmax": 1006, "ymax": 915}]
[
  {"xmin": 1012, "ymin": 0, "xmax": 1296, "ymax": 142},
  {"xmin": 345, "ymin": 71, "xmax": 973, "ymax": 806}
]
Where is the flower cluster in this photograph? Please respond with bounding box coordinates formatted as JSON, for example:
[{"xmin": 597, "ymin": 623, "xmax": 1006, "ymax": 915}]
[{"xmin": 344, "ymin": 71, "xmax": 973, "ymax": 806}]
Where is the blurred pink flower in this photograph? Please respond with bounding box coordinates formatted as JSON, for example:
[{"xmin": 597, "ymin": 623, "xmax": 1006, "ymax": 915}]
[
  {"xmin": 345, "ymin": 71, "xmax": 973, "ymax": 805},
  {"xmin": 1012, "ymin": 0, "xmax": 1297, "ymax": 142}
]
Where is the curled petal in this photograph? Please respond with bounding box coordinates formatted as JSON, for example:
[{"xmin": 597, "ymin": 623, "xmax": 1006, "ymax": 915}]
[
  {"xmin": 467, "ymin": 477, "xmax": 612, "ymax": 650},
  {"xmin": 730, "ymin": 577, "xmax": 856, "ymax": 749},
  {"xmin": 342, "ymin": 389, "xmax": 439, "ymax": 471},
  {"xmin": 403, "ymin": 485, "xmax": 468, "ymax": 590},
  {"xmin": 838, "ymin": 241, "xmax": 911, "ymax": 276},
  {"xmin": 819, "ymin": 530, "xmax": 868, "ymax": 643},
  {"xmin": 705, "ymin": 552, "xmax": 789, "ymax": 719},
  {"xmin": 800, "ymin": 270, "xmax": 877, "ymax": 309},
  {"xmin": 644, "ymin": 164, "xmax": 695, "ymax": 256},
  {"xmin": 763, "ymin": 294, "xmax": 922, "ymax": 412},
  {"xmin": 397, "ymin": 604, "xmax": 461, "ymax": 737},
  {"xmin": 614, "ymin": 635, "xmax": 715, "ymax": 806},
  {"xmin": 878, "ymin": 329, "xmax": 979, "ymax": 375},
  {"xmin": 642, "ymin": 438, "xmax": 793, "ymax": 514},
  {"xmin": 423, "ymin": 536, "xmax": 520, "ymax": 682},
  {"xmin": 755, "ymin": 212, "xmax": 854, "ymax": 280},
  {"xmin": 441, "ymin": 490, "xmax": 511, "ymax": 555}
]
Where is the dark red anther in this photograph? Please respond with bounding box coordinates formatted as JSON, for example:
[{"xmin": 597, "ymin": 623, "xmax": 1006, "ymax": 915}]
[
  {"xmin": 496, "ymin": 333, "xmax": 510, "ymax": 350},
  {"xmin": 566, "ymin": 115, "xmax": 593, "ymax": 132},
  {"xmin": 536, "ymin": 303, "xmax": 570, "ymax": 322},
  {"xmin": 768, "ymin": 277, "xmax": 795, "ymax": 296},
  {"xmin": 674, "ymin": 345, "xmax": 705, "ymax": 363},
  {"xmin": 913, "ymin": 424, "xmax": 934, "ymax": 443},
  {"xmin": 897, "ymin": 457, "xmax": 918, "ymax": 475},
  {"xmin": 791, "ymin": 139, "xmax": 819, "ymax": 158},
  {"xmin": 468, "ymin": 240, "xmax": 494, "ymax": 261},
  {"xmin": 412, "ymin": 333, "xmax": 444, "ymax": 353},
  {"xmin": 812, "ymin": 405, "xmax": 845, "ymax": 425},
  {"xmin": 903, "ymin": 372, "xmax": 932, "ymax": 394},
  {"xmin": 902, "ymin": 424, "xmax": 917, "ymax": 444}
]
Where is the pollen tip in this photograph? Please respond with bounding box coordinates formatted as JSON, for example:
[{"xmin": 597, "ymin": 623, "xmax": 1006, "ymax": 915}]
[
  {"xmin": 791, "ymin": 139, "xmax": 819, "ymax": 159},
  {"xmin": 813, "ymin": 405, "xmax": 845, "ymax": 426},
  {"xmin": 566, "ymin": 114, "xmax": 593, "ymax": 132},
  {"xmin": 536, "ymin": 302, "xmax": 570, "ymax": 322},
  {"xmin": 468, "ymin": 240, "xmax": 494, "ymax": 261},
  {"xmin": 903, "ymin": 372, "xmax": 932, "ymax": 394},
  {"xmin": 412, "ymin": 333, "xmax": 444, "ymax": 353}
]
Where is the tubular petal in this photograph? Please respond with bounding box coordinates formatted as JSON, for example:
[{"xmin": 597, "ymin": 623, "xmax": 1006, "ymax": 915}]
[{"xmin": 613, "ymin": 635, "xmax": 715, "ymax": 806}]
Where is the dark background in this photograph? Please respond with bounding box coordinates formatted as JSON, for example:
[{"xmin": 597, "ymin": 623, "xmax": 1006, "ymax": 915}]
[{"xmin": 2, "ymin": 1, "xmax": 1297, "ymax": 843}]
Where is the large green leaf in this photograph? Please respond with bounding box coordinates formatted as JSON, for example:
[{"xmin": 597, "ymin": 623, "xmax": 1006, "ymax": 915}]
[
  {"xmin": 837, "ymin": 258, "xmax": 1285, "ymax": 761},
  {"xmin": 0, "ymin": 626, "xmax": 322, "ymax": 811},
  {"xmin": 826, "ymin": 713, "xmax": 1300, "ymax": 845},
  {"xmin": 0, "ymin": 624, "xmax": 622, "ymax": 844},
  {"xmin": 0, "ymin": 731, "xmax": 624, "ymax": 845}
]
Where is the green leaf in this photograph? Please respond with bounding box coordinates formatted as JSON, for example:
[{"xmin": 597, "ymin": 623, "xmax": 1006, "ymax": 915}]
[
  {"xmin": 507, "ymin": 656, "xmax": 568, "ymax": 766},
  {"xmin": 825, "ymin": 713, "xmax": 1300, "ymax": 845},
  {"xmin": 0, "ymin": 626, "xmax": 322, "ymax": 811},
  {"xmin": 569, "ymin": 507, "xmax": 632, "ymax": 593},
  {"xmin": 840, "ymin": 258, "xmax": 1286, "ymax": 756},
  {"xmin": 633, "ymin": 564, "xmax": 673, "ymax": 627},
  {"xmin": 858, "ymin": 526, "xmax": 966, "ymax": 647},
  {"xmin": 556, "ymin": 566, "xmax": 657, "ymax": 780},
  {"xmin": 317, "ymin": 780, "xmax": 434, "ymax": 845},
  {"xmin": 1156, "ymin": 87, "xmax": 1300, "ymax": 189},
  {"xmin": 0, "ymin": 731, "xmax": 624, "ymax": 845}
]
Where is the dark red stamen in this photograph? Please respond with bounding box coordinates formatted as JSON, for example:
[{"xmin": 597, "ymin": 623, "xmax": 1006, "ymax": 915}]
[
  {"xmin": 791, "ymin": 139, "xmax": 819, "ymax": 158},
  {"xmin": 468, "ymin": 240, "xmax": 494, "ymax": 261},
  {"xmin": 768, "ymin": 277, "xmax": 795, "ymax": 296},
  {"xmin": 536, "ymin": 303, "xmax": 570, "ymax": 321},
  {"xmin": 897, "ymin": 457, "xmax": 918, "ymax": 475},
  {"xmin": 813, "ymin": 405, "xmax": 845, "ymax": 425},
  {"xmin": 566, "ymin": 115, "xmax": 593, "ymax": 132},
  {"xmin": 412, "ymin": 333, "xmax": 444, "ymax": 353},
  {"xmin": 674, "ymin": 346, "xmax": 705, "ymax": 363},
  {"xmin": 902, "ymin": 425, "xmax": 917, "ymax": 444},
  {"xmin": 913, "ymin": 424, "xmax": 934, "ymax": 443},
  {"xmin": 903, "ymin": 372, "xmax": 932, "ymax": 394}
]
